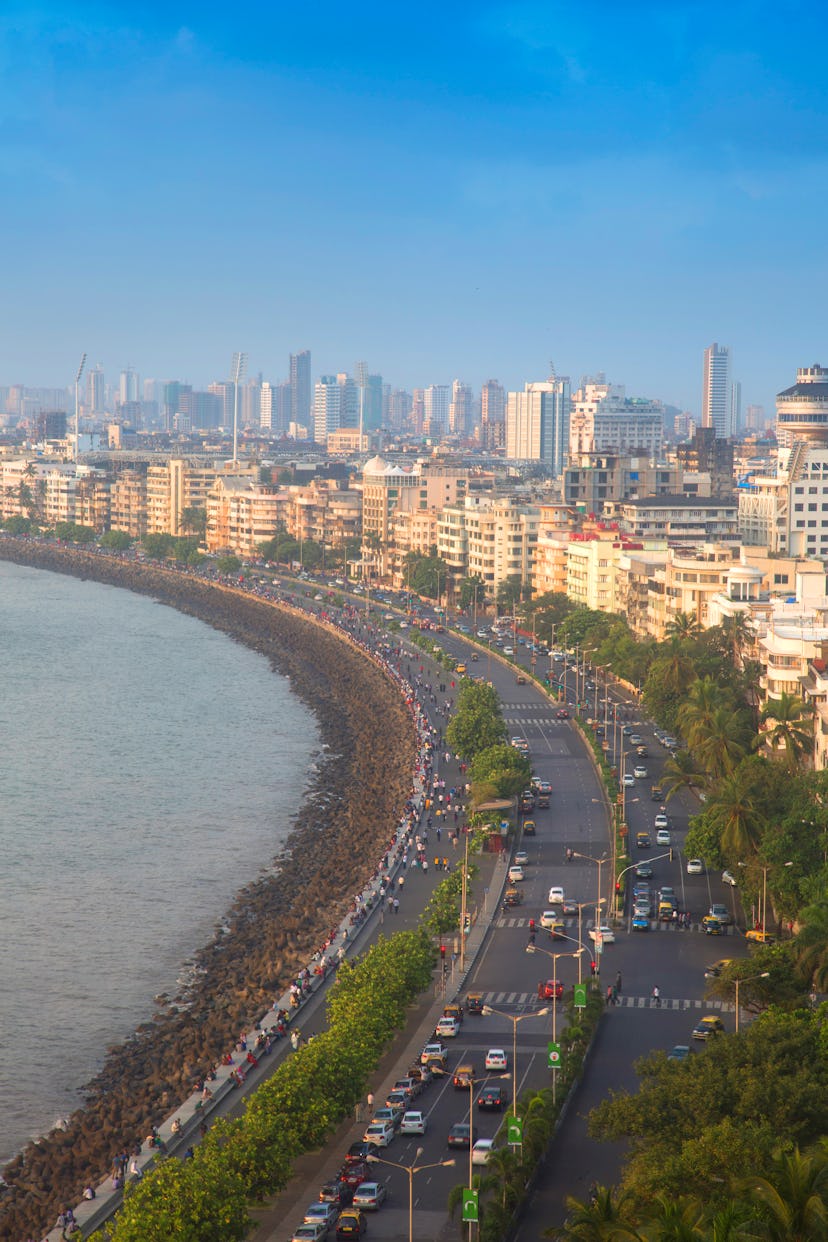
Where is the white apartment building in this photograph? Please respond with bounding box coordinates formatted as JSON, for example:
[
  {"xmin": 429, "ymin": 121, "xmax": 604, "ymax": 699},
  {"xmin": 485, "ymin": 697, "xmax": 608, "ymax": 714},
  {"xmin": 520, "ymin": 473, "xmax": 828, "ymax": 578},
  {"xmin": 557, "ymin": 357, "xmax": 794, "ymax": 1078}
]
[
  {"xmin": 437, "ymin": 494, "xmax": 539, "ymax": 595},
  {"xmin": 146, "ymin": 460, "xmax": 223, "ymax": 536},
  {"xmin": 505, "ymin": 375, "xmax": 570, "ymax": 475},
  {"xmin": 206, "ymin": 477, "xmax": 284, "ymax": 557},
  {"xmin": 568, "ymin": 380, "xmax": 663, "ymax": 460},
  {"xmin": 313, "ymin": 376, "xmax": 341, "ymax": 446},
  {"xmin": 607, "ymin": 495, "xmax": 739, "ymax": 544}
]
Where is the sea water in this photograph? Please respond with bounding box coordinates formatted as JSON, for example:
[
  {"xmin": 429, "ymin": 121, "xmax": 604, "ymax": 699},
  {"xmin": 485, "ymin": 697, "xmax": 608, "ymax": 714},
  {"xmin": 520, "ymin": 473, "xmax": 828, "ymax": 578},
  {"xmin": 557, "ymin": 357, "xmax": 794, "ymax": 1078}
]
[{"xmin": 0, "ymin": 562, "xmax": 318, "ymax": 1164}]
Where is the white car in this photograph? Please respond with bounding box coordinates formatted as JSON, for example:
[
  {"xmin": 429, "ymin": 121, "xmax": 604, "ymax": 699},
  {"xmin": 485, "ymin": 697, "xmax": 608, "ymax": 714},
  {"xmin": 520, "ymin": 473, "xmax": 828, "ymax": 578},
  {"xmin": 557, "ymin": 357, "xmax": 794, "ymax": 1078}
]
[
  {"xmin": 686, "ymin": 858, "xmax": 704, "ymax": 875},
  {"xmin": 503, "ymin": 646, "xmax": 514, "ymax": 655},
  {"xmin": 291, "ymin": 1223, "xmax": 329, "ymax": 1242},
  {"xmin": 722, "ymin": 869, "xmax": 738, "ymax": 887},
  {"xmin": 633, "ymin": 766, "xmax": 648, "ymax": 779},
  {"xmin": 485, "ymin": 1048, "xmax": 508, "ymax": 1071},
  {"xmin": 363, "ymin": 1120, "xmax": 395, "ymax": 1147},
  {"xmin": 400, "ymin": 1110, "xmax": 426, "ymax": 1135},
  {"xmin": 540, "ymin": 909, "xmax": 560, "ymax": 929},
  {"xmin": 436, "ymin": 1016, "xmax": 460, "ymax": 1038},
  {"xmin": 514, "ymin": 849, "xmax": 529, "ymax": 866},
  {"xmin": 622, "ymin": 773, "xmax": 635, "ymax": 787},
  {"xmin": 508, "ymin": 864, "xmax": 524, "ymax": 883},
  {"xmin": 656, "ymin": 829, "xmax": 671, "ymax": 847},
  {"xmin": 548, "ymin": 886, "xmax": 565, "ymax": 904},
  {"xmin": 589, "ymin": 925, "xmax": 616, "ymax": 945},
  {"xmin": 472, "ymin": 1138, "xmax": 494, "ymax": 1166},
  {"xmin": 654, "ymin": 813, "xmax": 669, "ymax": 830},
  {"xmin": 304, "ymin": 1203, "xmax": 338, "ymax": 1230}
]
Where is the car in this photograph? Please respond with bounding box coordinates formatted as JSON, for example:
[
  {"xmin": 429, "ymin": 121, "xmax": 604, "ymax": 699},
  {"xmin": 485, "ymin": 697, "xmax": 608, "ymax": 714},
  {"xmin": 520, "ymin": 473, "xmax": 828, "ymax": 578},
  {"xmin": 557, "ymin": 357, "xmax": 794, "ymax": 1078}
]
[
  {"xmin": 447, "ymin": 1122, "xmax": 472, "ymax": 1149},
  {"xmin": 623, "ymin": 773, "xmax": 635, "ymax": 786},
  {"xmin": 472, "ymin": 1139, "xmax": 494, "ymax": 1165},
  {"xmin": 436, "ymin": 1016, "xmax": 460, "ymax": 1037},
  {"xmin": 540, "ymin": 909, "xmax": 560, "ymax": 930},
  {"xmin": 477, "ymin": 1084, "xmax": 508, "ymax": 1110},
  {"xmin": 465, "ymin": 992, "xmax": 484, "ymax": 1015},
  {"xmin": 548, "ymin": 886, "xmax": 565, "ymax": 903},
  {"xmin": 654, "ymin": 813, "xmax": 669, "ymax": 829},
  {"xmin": 635, "ymin": 831, "xmax": 651, "ymax": 849},
  {"xmin": 562, "ymin": 898, "xmax": 579, "ymax": 915},
  {"xmin": 516, "ymin": 673, "xmax": 527, "ymax": 684},
  {"xmin": 535, "ymin": 780, "xmax": 553, "ymax": 794},
  {"xmin": 542, "ymin": 978, "xmax": 564, "ymax": 1000},
  {"xmin": 630, "ymin": 733, "xmax": 643, "ymax": 744},
  {"xmin": 656, "ymin": 829, "xmax": 671, "ymax": 847},
  {"xmin": 704, "ymin": 958, "xmax": 732, "ymax": 979},
  {"xmin": 633, "ymin": 899, "xmax": 652, "ymax": 917},
  {"xmin": 372, "ymin": 1107, "xmax": 402, "ymax": 1130},
  {"xmin": 523, "ymin": 819, "xmax": 536, "ymax": 836},
  {"xmin": 503, "ymin": 886, "xmax": 523, "ymax": 907},
  {"xmin": 338, "ymin": 1163, "xmax": 371, "ymax": 1193},
  {"xmin": 633, "ymin": 881, "xmax": 651, "ymax": 898},
  {"xmin": 477, "ymin": 629, "xmax": 488, "ymax": 638},
  {"xmin": 709, "ymin": 903, "xmax": 731, "ymax": 925},
  {"xmin": 702, "ymin": 915, "xmax": 723, "ymax": 935},
  {"xmin": 352, "ymin": 1182, "xmax": 387, "ymax": 1211},
  {"xmin": 514, "ymin": 850, "xmax": 529, "ymax": 866},
  {"xmin": 503, "ymin": 645, "xmax": 514, "ymax": 655},
  {"xmin": 320, "ymin": 1181, "xmax": 352, "ymax": 1207},
  {"xmin": 519, "ymin": 792, "xmax": 535, "ymax": 811},
  {"xmin": 305, "ymin": 1203, "xmax": 339, "ymax": 1230},
  {"xmin": 421, "ymin": 1042, "xmax": 448, "ymax": 1067},
  {"xmin": 363, "ymin": 1121, "xmax": 394, "ymax": 1148},
  {"xmin": 686, "ymin": 859, "xmax": 704, "ymax": 875},
  {"xmin": 556, "ymin": 708, "xmax": 570, "ymax": 719},
  {"xmin": 291, "ymin": 1223, "xmax": 329, "ymax": 1242},
  {"xmin": 452, "ymin": 1063, "xmax": 475, "ymax": 1089},
  {"xmin": 393, "ymin": 1077, "xmax": 421, "ymax": 1100},
  {"xmin": 636, "ymin": 745, "xmax": 649, "ymax": 757},
  {"xmin": 722, "ymin": 869, "xmax": 738, "ymax": 887},
  {"xmin": 658, "ymin": 885, "xmax": 676, "ymax": 902},
  {"xmin": 484, "ymin": 1048, "xmax": 508, "ymax": 1071},
  {"xmin": 345, "ymin": 1143, "xmax": 380, "ymax": 1164},
  {"xmin": 635, "ymin": 862, "xmax": 654, "ymax": 878},
  {"xmin": 511, "ymin": 736, "xmax": 529, "ymax": 751},
  {"xmin": 745, "ymin": 927, "xmax": 776, "ymax": 943},
  {"xmin": 667, "ymin": 1045, "xmax": 693, "ymax": 1061},
  {"xmin": 548, "ymin": 919, "xmax": 566, "ymax": 939},
  {"xmin": 335, "ymin": 1209, "xmax": 367, "ymax": 1238},
  {"xmin": 508, "ymin": 864, "xmax": 525, "ymax": 883},
  {"xmin": 622, "ymin": 725, "xmax": 633, "ymax": 736},
  {"xmin": 633, "ymin": 765, "xmax": 649, "ymax": 779},
  {"xmin": 692, "ymin": 1015, "xmax": 726, "ymax": 1041},
  {"xmin": 386, "ymin": 1090, "xmax": 409, "ymax": 1112},
  {"xmin": 650, "ymin": 785, "xmax": 664, "ymax": 801},
  {"xmin": 589, "ymin": 925, "xmax": 616, "ymax": 944},
  {"xmin": 632, "ymin": 913, "xmax": 650, "ymax": 931},
  {"xmin": 400, "ymin": 1110, "xmax": 427, "ymax": 1134},
  {"xmin": 663, "ymin": 735, "xmax": 679, "ymax": 749}
]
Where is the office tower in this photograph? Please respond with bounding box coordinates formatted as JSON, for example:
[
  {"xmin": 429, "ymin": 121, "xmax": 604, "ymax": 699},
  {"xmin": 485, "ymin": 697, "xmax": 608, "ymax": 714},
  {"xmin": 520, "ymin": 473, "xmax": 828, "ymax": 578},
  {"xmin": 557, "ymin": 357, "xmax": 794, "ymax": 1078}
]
[
  {"xmin": 702, "ymin": 343, "xmax": 732, "ymax": 438},
  {"xmin": 313, "ymin": 376, "xmax": 341, "ymax": 444},
  {"xmin": 119, "ymin": 367, "xmax": 139, "ymax": 405},
  {"xmin": 387, "ymin": 388, "xmax": 413, "ymax": 431},
  {"xmin": 744, "ymin": 404, "xmax": 765, "ymax": 432},
  {"xmin": 449, "ymin": 380, "xmax": 473, "ymax": 436},
  {"xmin": 290, "ymin": 349, "xmax": 311, "ymax": 431},
  {"xmin": 481, "ymin": 379, "xmax": 505, "ymax": 448},
  {"xmin": 86, "ymin": 366, "xmax": 105, "ymax": 414},
  {"xmin": 423, "ymin": 384, "xmax": 450, "ymax": 438},
  {"xmin": 363, "ymin": 373, "xmax": 384, "ymax": 431},
  {"xmin": 506, "ymin": 374, "xmax": 571, "ymax": 475},
  {"xmin": 411, "ymin": 389, "xmax": 425, "ymax": 435},
  {"xmin": 178, "ymin": 389, "xmax": 221, "ymax": 430},
  {"xmin": 337, "ymin": 372, "xmax": 359, "ymax": 429},
  {"xmin": 730, "ymin": 381, "xmax": 742, "ymax": 436}
]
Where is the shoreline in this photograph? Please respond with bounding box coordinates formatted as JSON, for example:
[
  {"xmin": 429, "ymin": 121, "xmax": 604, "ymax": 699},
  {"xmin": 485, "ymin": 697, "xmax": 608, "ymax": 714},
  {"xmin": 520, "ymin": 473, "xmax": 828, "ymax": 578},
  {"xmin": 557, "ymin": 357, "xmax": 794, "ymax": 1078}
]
[{"xmin": 0, "ymin": 542, "xmax": 417, "ymax": 1242}]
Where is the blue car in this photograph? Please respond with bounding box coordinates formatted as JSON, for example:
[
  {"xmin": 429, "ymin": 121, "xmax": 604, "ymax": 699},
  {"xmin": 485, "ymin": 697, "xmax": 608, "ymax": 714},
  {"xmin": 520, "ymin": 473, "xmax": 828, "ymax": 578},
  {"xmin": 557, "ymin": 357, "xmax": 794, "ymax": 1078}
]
[{"xmin": 632, "ymin": 913, "xmax": 650, "ymax": 932}]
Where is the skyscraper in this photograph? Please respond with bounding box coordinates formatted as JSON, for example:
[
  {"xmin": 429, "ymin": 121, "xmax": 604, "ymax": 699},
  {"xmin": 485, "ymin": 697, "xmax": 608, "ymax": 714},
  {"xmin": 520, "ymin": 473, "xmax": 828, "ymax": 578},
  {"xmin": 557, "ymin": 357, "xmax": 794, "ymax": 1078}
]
[
  {"xmin": 480, "ymin": 379, "xmax": 505, "ymax": 448},
  {"xmin": 702, "ymin": 343, "xmax": 732, "ymax": 438},
  {"xmin": 449, "ymin": 380, "xmax": 474, "ymax": 437},
  {"xmin": 119, "ymin": 367, "xmax": 139, "ymax": 406},
  {"xmin": 313, "ymin": 376, "xmax": 341, "ymax": 444},
  {"xmin": 506, "ymin": 374, "xmax": 571, "ymax": 475},
  {"xmin": 423, "ymin": 385, "xmax": 450, "ymax": 439},
  {"xmin": 290, "ymin": 349, "xmax": 311, "ymax": 432},
  {"xmin": 86, "ymin": 366, "xmax": 105, "ymax": 415}
]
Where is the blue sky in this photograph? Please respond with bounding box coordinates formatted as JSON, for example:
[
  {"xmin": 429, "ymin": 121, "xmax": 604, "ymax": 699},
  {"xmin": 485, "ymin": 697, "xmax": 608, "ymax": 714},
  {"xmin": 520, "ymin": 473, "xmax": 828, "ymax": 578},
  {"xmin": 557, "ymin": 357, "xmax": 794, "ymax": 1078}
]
[{"xmin": 1, "ymin": 0, "xmax": 827, "ymax": 415}]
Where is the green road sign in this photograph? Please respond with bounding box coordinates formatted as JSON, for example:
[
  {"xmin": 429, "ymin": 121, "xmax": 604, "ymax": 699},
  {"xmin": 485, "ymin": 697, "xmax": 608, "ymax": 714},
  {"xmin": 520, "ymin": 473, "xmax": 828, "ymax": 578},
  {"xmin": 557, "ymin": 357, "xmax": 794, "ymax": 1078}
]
[
  {"xmin": 506, "ymin": 1114, "xmax": 523, "ymax": 1144},
  {"xmin": 548, "ymin": 1040, "xmax": 561, "ymax": 1070},
  {"xmin": 574, "ymin": 982, "xmax": 587, "ymax": 1009},
  {"xmin": 462, "ymin": 1188, "xmax": 479, "ymax": 1223}
]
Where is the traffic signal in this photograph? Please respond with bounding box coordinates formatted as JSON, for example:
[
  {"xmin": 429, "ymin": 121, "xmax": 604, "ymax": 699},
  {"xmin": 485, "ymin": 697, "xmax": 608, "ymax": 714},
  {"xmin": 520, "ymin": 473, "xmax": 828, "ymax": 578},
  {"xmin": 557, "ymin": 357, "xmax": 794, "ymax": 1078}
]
[{"xmin": 440, "ymin": 944, "xmax": 446, "ymax": 958}]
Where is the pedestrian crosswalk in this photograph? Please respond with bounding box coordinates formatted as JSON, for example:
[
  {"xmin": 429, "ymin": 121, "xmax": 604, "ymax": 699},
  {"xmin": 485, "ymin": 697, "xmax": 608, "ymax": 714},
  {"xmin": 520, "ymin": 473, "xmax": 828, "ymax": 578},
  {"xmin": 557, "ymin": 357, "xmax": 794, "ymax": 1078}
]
[
  {"xmin": 496, "ymin": 915, "xmax": 737, "ymax": 936},
  {"xmin": 471, "ymin": 988, "xmax": 734, "ymax": 1012}
]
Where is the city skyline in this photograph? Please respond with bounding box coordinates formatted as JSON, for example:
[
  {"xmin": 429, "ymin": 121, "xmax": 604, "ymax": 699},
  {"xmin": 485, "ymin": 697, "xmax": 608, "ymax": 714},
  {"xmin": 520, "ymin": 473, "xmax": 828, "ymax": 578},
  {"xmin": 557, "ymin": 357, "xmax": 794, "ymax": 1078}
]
[{"xmin": 2, "ymin": 2, "xmax": 827, "ymax": 414}]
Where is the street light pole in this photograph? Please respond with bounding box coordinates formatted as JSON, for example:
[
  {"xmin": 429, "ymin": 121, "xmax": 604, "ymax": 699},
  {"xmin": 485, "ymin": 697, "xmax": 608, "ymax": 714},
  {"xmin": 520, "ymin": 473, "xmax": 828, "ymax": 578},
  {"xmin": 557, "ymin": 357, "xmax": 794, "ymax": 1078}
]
[
  {"xmin": 367, "ymin": 1151, "xmax": 456, "ymax": 1242},
  {"xmin": 734, "ymin": 971, "xmax": 770, "ymax": 1034},
  {"xmin": 525, "ymin": 946, "xmax": 581, "ymax": 1104},
  {"xmin": 480, "ymin": 1005, "xmax": 549, "ymax": 1110}
]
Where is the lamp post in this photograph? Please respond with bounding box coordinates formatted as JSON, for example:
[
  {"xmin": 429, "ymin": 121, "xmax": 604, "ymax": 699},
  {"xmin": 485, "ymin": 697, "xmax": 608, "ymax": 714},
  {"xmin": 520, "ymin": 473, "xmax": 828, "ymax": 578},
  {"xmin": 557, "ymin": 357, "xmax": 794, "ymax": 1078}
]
[
  {"xmin": 572, "ymin": 852, "xmax": 609, "ymax": 932},
  {"xmin": 480, "ymin": 1005, "xmax": 549, "ymax": 1107},
  {"xmin": 576, "ymin": 899, "xmax": 605, "ymax": 981},
  {"xmin": 738, "ymin": 860, "xmax": 792, "ymax": 931},
  {"xmin": 734, "ymin": 971, "xmax": 770, "ymax": 1034},
  {"xmin": 367, "ymin": 1151, "xmax": 456, "ymax": 1242},
  {"xmin": 525, "ymin": 945, "xmax": 582, "ymax": 1103}
]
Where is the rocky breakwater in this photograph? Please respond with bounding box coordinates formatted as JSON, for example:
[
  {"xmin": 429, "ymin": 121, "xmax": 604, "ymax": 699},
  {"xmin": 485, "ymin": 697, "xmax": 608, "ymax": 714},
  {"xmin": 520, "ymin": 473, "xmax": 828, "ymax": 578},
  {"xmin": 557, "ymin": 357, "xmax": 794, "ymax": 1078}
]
[{"xmin": 0, "ymin": 541, "xmax": 416, "ymax": 1242}]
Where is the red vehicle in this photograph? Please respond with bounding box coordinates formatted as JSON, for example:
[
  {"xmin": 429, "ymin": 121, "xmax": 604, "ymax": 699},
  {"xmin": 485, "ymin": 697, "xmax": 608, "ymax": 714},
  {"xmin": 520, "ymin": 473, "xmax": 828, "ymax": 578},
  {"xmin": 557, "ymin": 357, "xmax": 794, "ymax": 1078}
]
[
  {"xmin": 540, "ymin": 979, "xmax": 564, "ymax": 1000},
  {"xmin": 556, "ymin": 708, "xmax": 570, "ymax": 719}
]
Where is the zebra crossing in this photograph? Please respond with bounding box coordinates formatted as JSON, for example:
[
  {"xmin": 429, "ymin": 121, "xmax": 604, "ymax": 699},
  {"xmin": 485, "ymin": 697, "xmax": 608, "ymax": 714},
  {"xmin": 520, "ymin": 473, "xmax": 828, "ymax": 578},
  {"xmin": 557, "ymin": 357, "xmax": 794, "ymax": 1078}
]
[
  {"xmin": 473, "ymin": 988, "xmax": 734, "ymax": 1012},
  {"xmin": 496, "ymin": 915, "xmax": 737, "ymax": 936}
]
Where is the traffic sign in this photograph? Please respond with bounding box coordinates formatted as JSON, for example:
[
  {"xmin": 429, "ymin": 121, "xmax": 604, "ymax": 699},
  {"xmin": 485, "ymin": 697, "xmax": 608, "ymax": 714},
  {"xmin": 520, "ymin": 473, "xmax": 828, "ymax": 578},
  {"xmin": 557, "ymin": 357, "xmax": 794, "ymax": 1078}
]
[
  {"xmin": 506, "ymin": 1114, "xmax": 523, "ymax": 1144},
  {"xmin": 462, "ymin": 1188, "xmax": 479, "ymax": 1222},
  {"xmin": 574, "ymin": 982, "xmax": 587, "ymax": 1009},
  {"xmin": 547, "ymin": 1040, "xmax": 561, "ymax": 1070}
]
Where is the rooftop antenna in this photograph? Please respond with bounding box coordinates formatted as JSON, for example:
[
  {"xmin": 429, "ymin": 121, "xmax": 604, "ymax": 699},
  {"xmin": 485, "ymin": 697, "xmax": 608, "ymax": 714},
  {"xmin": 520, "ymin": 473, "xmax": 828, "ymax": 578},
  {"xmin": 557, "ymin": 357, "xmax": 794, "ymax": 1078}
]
[
  {"xmin": 74, "ymin": 352, "xmax": 87, "ymax": 463},
  {"xmin": 231, "ymin": 351, "xmax": 248, "ymax": 465}
]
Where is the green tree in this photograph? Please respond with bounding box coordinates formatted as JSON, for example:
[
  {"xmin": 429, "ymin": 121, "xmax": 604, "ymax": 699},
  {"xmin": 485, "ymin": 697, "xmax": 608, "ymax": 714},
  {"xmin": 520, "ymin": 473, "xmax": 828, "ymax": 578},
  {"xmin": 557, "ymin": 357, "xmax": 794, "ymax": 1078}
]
[
  {"xmin": 664, "ymin": 611, "xmax": 702, "ymax": 642},
  {"xmin": 496, "ymin": 574, "xmax": 524, "ymax": 611},
  {"xmin": 759, "ymin": 693, "xmax": 814, "ymax": 770},
  {"xmin": 738, "ymin": 1145, "xmax": 828, "ymax": 1241},
  {"xmin": 446, "ymin": 704, "xmax": 507, "ymax": 760},
  {"xmin": 180, "ymin": 506, "xmax": 207, "ymax": 538},
  {"xmin": 793, "ymin": 899, "xmax": 828, "ymax": 990},
  {"xmin": 458, "ymin": 573, "xmax": 486, "ymax": 610},
  {"xmin": 469, "ymin": 743, "xmax": 531, "ymax": 801},
  {"xmin": 100, "ymin": 529, "xmax": 132, "ymax": 551},
  {"xmin": 662, "ymin": 750, "xmax": 707, "ymax": 803},
  {"xmin": 546, "ymin": 1184, "xmax": 642, "ymax": 1239},
  {"xmin": 216, "ymin": 555, "xmax": 242, "ymax": 574},
  {"xmin": 2, "ymin": 514, "xmax": 32, "ymax": 534},
  {"xmin": 705, "ymin": 767, "xmax": 766, "ymax": 859}
]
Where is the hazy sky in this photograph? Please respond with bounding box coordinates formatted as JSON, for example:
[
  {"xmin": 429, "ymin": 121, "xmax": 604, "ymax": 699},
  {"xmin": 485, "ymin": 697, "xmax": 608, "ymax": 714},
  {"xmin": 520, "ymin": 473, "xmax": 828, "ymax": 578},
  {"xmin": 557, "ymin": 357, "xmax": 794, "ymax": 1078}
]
[{"xmin": 2, "ymin": 0, "xmax": 826, "ymax": 415}]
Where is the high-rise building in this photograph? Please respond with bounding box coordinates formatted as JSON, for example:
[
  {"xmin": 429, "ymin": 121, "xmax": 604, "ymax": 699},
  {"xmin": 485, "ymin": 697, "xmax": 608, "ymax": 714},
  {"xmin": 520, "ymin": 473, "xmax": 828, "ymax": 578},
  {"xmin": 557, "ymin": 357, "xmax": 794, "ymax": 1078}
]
[
  {"xmin": 745, "ymin": 404, "xmax": 766, "ymax": 432},
  {"xmin": 163, "ymin": 381, "xmax": 182, "ymax": 430},
  {"xmin": 337, "ymin": 372, "xmax": 359, "ymax": 429},
  {"xmin": 290, "ymin": 349, "xmax": 311, "ymax": 432},
  {"xmin": 242, "ymin": 377, "xmax": 261, "ymax": 429},
  {"xmin": 506, "ymin": 374, "xmax": 571, "ymax": 475},
  {"xmin": 313, "ymin": 376, "xmax": 341, "ymax": 444},
  {"xmin": 208, "ymin": 381, "xmax": 235, "ymax": 427},
  {"xmin": 449, "ymin": 381, "xmax": 474, "ymax": 437},
  {"xmin": 423, "ymin": 385, "xmax": 450, "ymax": 439},
  {"xmin": 387, "ymin": 389, "xmax": 412, "ymax": 431},
  {"xmin": 363, "ymin": 374, "xmax": 384, "ymax": 431},
  {"xmin": 702, "ymin": 343, "xmax": 732, "ymax": 438},
  {"xmin": 411, "ymin": 389, "xmax": 425, "ymax": 436},
  {"xmin": 480, "ymin": 379, "xmax": 505, "ymax": 449},
  {"xmin": 119, "ymin": 367, "xmax": 139, "ymax": 406},
  {"xmin": 86, "ymin": 366, "xmax": 105, "ymax": 415}
]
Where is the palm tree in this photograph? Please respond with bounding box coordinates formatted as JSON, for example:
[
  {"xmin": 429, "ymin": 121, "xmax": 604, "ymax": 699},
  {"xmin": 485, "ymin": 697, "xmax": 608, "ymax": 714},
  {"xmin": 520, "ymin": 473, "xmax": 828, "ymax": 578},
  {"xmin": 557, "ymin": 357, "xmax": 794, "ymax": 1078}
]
[
  {"xmin": 706, "ymin": 769, "xmax": 765, "ymax": 858},
  {"xmin": 793, "ymin": 899, "xmax": 828, "ymax": 991},
  {"xmin": 665, "ymin": 612, "xmax": 702, "ymax": 642},
  {"xmin": 759, "ymin": 693, "xmax": 815, "ymax": 770},
  {"xmin": 662, "ymin": 749, "xmax": 707, "ymax": 801},
  {"xmin": 718, "ymin": 612, "xmax": 754, "ymax": 668},
  {"xmin": 739, "ymin": 1145, "xmax": 828, "ymax": 1240},
  {"xmin": 546, "ymin": 1184, "xmax": 642, "ymax": 1240},
  {"xmin": 676, "ymin": 677, "xmax": 729, "ymax": 752},
  {"xmin": 693, "ymin": 706, "xmax": 751, "ymax": 782},
  {"xmin": 636, "ymin": 1193, "xmax": 707, "ymax": 1239}
]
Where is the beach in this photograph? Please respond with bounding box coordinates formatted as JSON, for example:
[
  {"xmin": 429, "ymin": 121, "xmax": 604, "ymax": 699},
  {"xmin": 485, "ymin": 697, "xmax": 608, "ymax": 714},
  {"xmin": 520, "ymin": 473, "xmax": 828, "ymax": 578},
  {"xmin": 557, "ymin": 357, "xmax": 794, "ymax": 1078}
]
[{"xmin": 0, "ymin": 542, "xmax": 416, "ymax": 1242}]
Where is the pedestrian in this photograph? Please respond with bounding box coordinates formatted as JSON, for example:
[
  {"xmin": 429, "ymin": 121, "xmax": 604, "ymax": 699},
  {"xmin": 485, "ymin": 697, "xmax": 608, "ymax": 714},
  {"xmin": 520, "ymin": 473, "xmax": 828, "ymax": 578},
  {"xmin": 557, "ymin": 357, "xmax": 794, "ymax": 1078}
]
[
  {"xmin": 367, "ymin": 1091, "xmax": 374, "ymax": 1111},
  {"xmin": 611, "ymin": 984, "xmax": 618, "ymax": 1005},
  {"xmin": 615, "ymin": 971, "xmax": 622, "ymax": 994},
  {"xmin": 606, "ymin": 984, "xmax": 613, "ymax": 1006},
  {"xmin": 393, "ymin": 897, "xmax": 400, "ymax": 914},
  {"xmin": 652, "ymin": 985, "xmax": 661, "ymax": 1007},
  {"xmin": 398, "ymin": 874, "xmax": 405, "ymax": 889}
]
